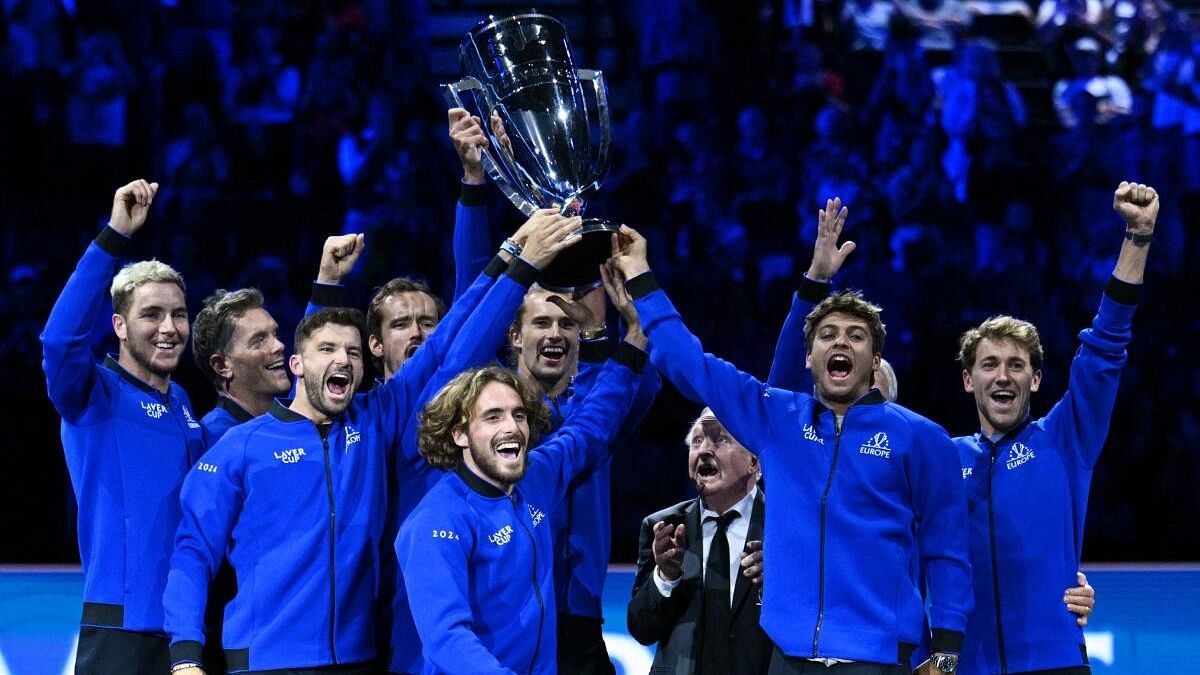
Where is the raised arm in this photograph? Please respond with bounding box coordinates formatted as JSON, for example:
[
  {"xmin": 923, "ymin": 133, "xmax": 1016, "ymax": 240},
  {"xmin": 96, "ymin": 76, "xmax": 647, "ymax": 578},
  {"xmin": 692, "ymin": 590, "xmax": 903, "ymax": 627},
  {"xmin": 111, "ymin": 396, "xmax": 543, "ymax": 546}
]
[
  {"xmin": 768, "ymin": 198, "xmax": 851, "ymax": 389},
  {"xmin": 449, "ymin": 108, "xmax": 494, "ymax": 298},
  {"xmin": 42, "ymin": 180, "xmax": 159, "ymax": 418},
  {"xmin": 1045, "ymin": 182, "xmax": 1157, "ymax": 467},
  {"xmin": 611, "ymin": 226, "xmax": 791, "ymax": 457}
]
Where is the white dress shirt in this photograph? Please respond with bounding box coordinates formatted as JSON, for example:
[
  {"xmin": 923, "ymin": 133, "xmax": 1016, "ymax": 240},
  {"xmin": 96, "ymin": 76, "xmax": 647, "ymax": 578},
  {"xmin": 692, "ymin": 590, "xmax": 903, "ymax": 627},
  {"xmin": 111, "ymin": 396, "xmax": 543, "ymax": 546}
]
[{"xmin": 653, "ymin": 485, "xmax": 758, "ymax": 606}]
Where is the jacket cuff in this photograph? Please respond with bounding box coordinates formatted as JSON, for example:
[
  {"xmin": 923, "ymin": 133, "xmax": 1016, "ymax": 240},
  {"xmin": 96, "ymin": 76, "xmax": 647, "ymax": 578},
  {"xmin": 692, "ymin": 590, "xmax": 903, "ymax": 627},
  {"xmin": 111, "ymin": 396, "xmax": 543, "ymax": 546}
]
[
  {"xmin": 95, "ymin": 225, "xmax": 132, "ymax": 257},
  {"xmin": 460, "ymin": 180, "xmax": 489, "ymax": 207},
  {"xmin": 310, "ymin": 281, "xmax": 345, "ymax": 308},
  {"xmin": 798, "ymin": 274, "xmax": 832, "ymax": 303},
  {"xmin": 484, "ymin": 254, "xmax": 507, "ymax": 278},
  {"xmin": 169, "ymin": 640, "xmax": 204, "ymax": 665},
  {"xmin": 931, "ymin": 629, "xmax": 963, "ymax": 654},
  {"xmin": 505, "ymin": 257, "xmax": 539, "ymax": 288},
  {"xmin": 613, "ymin": 341, "xmax": 649, "ymax": 373},
  {"xmin": 625, "ymin": 272, "xmax": 659, "ymax": 300},
  {"xmin": 1104, "ymin": 276, "xmax": 1141, "ymax": 306},
  {"xmin": 580, "ymin": 337, "xmax": 611, "ymax": 363}
]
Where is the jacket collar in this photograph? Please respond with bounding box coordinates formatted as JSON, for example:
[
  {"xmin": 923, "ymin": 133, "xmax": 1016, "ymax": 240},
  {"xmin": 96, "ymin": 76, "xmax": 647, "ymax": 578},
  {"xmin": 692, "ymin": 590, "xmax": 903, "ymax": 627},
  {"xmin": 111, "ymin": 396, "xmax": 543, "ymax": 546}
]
[
  {"xmin": 103, "ymin": 354, "xmax": 161, "ymax": 394},
  {"xmin": 976, "ymin": 415, "xmax": 1034, "ymax": 447},
  {"xmin": 268, "ymin": 399, "xmax": 309, "ymax": 422},
  {"xmin": 217, "ymin": 394, "xmax": 255, "ymax": 423},
  {"xmin": 455, "ymin": 461, "xmax": 508, "ymax": 499},
  {"xmin": 812, "ymin": 387, "xmax": 887, "ymax": 423}
]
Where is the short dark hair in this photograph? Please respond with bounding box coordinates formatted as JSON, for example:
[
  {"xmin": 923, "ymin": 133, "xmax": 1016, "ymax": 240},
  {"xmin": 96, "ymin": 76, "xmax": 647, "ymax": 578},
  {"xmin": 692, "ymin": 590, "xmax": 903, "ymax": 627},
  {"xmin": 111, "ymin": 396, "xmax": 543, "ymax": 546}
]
[
  {"xmin": 803, "ymin": 290, "xmax": 887, "ymax": 356},
  {"xmin": 295, "ymin": 307, "xmax": 366, "ymax": 353},
  {"xmin": 192, "ymin": 288, "xmax": 266, "ymax": 388},
  {"xmin": 366, "ymin": 277, "xmax": 445, "ymax": 342}
]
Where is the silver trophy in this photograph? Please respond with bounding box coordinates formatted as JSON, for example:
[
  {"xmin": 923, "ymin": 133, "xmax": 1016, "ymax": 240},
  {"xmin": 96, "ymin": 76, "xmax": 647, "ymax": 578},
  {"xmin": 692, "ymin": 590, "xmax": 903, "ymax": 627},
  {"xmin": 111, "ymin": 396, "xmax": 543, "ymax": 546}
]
[{"xmin": 444, "ymin": 12, "xmax": 615, "ymax": 290}]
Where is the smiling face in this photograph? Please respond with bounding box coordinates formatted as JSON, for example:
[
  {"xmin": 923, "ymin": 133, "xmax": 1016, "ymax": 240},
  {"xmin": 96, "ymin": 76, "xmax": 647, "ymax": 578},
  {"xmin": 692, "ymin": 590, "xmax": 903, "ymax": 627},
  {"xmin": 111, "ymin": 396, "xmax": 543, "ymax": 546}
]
[
  {"xmin": 370, "ymin": 290, "xmax": 440, "ymax": 379},
  {"xmin": 509, "ymin": 290, "xmax": 580, "ymax": 393},
  {"xmin": 453, "ymin": 380, "xmax": 531, "ymax": 491},
  {"xmin": 687, "ymin": 411, "xmax": 759, "ymax": 513},
  {"xmin": 290, "ymin": 322, "xmax": 364, "ymax": 422},
  {"xmin": 963, "ymin": 337, "xmax": 1042, "ymax": 435},
  {"xmin": 806, "ymin": 312, "xmax": 880, "ymax": 409},
  {"xmin": 113, "ymin": 281, "xmax": 189, "ymax": 390},
  {"xmin": 220, "ymin": 307, "xmax": 290, "ymax": 405}
]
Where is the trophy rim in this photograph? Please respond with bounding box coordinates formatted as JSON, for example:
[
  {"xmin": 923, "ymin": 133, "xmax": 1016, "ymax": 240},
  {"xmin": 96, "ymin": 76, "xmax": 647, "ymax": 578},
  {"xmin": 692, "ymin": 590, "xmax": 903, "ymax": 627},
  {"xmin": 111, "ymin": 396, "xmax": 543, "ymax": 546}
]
[{"xmin": 466, "ymin": 11, "xmax": 566, "ymax": 42}]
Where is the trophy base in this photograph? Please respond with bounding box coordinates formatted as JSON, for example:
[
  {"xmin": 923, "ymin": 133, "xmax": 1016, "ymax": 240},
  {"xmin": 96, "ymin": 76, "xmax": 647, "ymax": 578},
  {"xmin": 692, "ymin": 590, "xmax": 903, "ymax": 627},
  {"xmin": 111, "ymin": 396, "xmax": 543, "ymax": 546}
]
[{"xmin": 538, "ymin": 218, "xmax": 619, "ymax": 293}]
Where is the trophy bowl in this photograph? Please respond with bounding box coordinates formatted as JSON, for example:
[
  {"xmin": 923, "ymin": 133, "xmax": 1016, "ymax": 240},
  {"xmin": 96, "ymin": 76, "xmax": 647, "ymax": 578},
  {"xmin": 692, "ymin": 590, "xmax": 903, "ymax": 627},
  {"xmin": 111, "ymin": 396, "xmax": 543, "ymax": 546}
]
[{"xmin": 443, "ymin": 12, "xmax": 617, "ymax": 291}]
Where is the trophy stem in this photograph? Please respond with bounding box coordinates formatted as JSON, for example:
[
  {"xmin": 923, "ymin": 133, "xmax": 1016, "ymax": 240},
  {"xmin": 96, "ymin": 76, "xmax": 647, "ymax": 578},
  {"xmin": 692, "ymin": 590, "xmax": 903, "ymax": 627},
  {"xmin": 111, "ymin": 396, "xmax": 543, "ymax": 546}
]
[{"xmin": 538, "ymin": 218, "xmax": 620, "ymax": 293}]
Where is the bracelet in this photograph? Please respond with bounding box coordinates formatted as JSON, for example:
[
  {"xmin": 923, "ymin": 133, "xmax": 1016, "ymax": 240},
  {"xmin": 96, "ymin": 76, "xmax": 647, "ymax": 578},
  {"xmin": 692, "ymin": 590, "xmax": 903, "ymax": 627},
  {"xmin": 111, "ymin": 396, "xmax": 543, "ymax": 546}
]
[
  {"xmin": 580, "ymin": 327, "xmax": 607, "ymax": 341},
  {"xmin": 171, "ymin": 663, "xmax": 201, "ymax": 673},
  {"xmin": 500, "ymin": 238, "xmax": 523, "ymax": 257},
  {"xmin": 1124, "ymin": 229, "xmax": 1153, "ymax": 246}
]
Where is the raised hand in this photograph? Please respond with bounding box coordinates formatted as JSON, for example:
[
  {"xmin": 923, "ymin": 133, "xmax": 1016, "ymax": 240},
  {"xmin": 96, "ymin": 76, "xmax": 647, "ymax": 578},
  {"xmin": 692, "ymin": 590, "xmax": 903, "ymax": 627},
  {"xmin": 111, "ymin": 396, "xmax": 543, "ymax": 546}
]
[
  {"xmin": 547, "ymin": 285, "xmax": 604, "ymax": 335},
  {"xmin": 806, "ymin": 197, "xmax": 855, "ymax": 282},
  {"xmin": 651, "ymin": 520, "xmax": 687, "ymax": 582},
  {"xmin": 609, "ymin": 225, "xmax": 650, "ymax": 280},
  {"xmin": 448, "ymin": 108, "xmax": 488, "ymax": 184},
  {"xmin": 317, "ymin": 233, "xmax": 365, "ymax": 284},
  {"xmin": 517, "ymin": 210, "xmax": 583, "ymax": 270},
  {"xmin": 108, "ymin": 179, "xmax": 159, "ymax": 236},
  {"xmin": 600, "ymin": 260, "xmax": 647, "ymax": 349},
  {"xmin": 1112, "ymin": 181, "xmax": 1159, "ymax": 235}
]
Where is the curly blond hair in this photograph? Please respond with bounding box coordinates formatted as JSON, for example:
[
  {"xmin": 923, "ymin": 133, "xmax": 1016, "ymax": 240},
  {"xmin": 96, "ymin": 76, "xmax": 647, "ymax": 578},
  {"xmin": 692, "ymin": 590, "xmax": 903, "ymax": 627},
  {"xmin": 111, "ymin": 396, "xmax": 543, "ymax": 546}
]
[
  {"xmin": 418, "ymin": 366, "xmax": 551, "ymax": 470},
  {"xmin": 958, "ymin": 316, "xmax": 1043, "ymax": 371}
]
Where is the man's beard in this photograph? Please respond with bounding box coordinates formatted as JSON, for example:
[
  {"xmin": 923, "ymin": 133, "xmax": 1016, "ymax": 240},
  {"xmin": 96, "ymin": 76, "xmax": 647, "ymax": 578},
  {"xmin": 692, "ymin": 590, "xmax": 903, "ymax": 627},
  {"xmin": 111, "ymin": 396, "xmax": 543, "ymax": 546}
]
[{"xmin": 469, "ymin": 436, "xmax": 528, "ymax": 487}]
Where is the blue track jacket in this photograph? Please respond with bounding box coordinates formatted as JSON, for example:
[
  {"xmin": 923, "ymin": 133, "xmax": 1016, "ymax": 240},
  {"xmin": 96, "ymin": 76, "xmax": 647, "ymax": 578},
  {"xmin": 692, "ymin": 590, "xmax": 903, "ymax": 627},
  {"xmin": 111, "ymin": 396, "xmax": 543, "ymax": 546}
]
[
  {"xmin": 397, "ymin": 346, "xmax": 646, "ymax": 675},
  {"xmin": 41, "ymin": 226, "xmax": 207, "ymax": 634},
  {"xmin": 201, "ymin": 394, "xmax": 255, "ymax": 442},
  {"xmin": 629, "ymin": 272, "xmax": 972, "ymax": 663},
  {"xmin": 164, "ymin": 258, "xmax": 541, "ymax": 671},
  {"xmin": 957, "ymin": 280, "xmax": 1138, "ymax": 675}
]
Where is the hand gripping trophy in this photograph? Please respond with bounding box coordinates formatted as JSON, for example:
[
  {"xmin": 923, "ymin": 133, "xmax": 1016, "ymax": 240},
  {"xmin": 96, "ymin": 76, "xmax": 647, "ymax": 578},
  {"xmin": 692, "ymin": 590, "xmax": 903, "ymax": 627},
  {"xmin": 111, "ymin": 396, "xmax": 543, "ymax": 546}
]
[{"xmin": 444, "ymin": 12, "xmax": 616, "ymax": 291}]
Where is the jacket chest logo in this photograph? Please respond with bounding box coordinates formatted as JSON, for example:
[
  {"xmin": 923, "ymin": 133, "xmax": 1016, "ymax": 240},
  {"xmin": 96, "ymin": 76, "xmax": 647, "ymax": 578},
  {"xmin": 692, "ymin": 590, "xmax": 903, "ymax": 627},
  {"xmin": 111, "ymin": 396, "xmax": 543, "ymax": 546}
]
[
  {"xmin": 528, "ymin": 504, "xmax": 545, "ymax": 528},
  {"xmin": 344, "ymin": 424, "xmax": 361, "ymax": 448},
  {"xmin": 859, "ymin": 432, "xmax": 892, "ymax": 459},
  {"xmin": 141, "ymin": 401, "xmax": 169, "ymax": 419},
  {"xmin": 1005, "ymin": 442, "xmax": 1036, "ymax": 470},
  {"xmin": 181, "ymin": 406, "xmax": 201, "ymax": 429},
  {"xmin": 803, "ymin": 424, "xmax": 825, "ymax": 445},
  {"xmin": 488, "ymin": 524, "xmax": 514, "ymax": 546},
  {"xmin": 274, "ymin": 448, "xmax": 307, "ymax": 464}
]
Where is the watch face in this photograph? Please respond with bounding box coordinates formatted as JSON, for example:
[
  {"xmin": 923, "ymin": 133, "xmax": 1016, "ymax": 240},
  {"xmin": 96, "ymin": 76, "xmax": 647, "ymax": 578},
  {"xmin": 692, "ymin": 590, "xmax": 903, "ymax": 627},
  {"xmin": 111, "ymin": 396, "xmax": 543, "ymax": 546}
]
[{"xmin": 934, "ymin": 654, "xmax": 958, "ymax": 673}]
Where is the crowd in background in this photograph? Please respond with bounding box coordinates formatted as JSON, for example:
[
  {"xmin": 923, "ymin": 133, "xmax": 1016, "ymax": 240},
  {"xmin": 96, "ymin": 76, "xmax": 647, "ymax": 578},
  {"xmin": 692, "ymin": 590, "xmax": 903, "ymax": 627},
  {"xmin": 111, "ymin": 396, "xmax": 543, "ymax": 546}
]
[{"xmin": 2, "ymin": 0, "xmax": 1198, "ymax": 565}]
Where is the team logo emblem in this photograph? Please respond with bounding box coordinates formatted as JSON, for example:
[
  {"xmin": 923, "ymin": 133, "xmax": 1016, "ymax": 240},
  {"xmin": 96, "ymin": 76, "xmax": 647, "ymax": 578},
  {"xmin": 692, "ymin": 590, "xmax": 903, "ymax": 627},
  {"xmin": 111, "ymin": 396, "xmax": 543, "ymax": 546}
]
[
  {"xmin": 859, "ymin": 432, "xmax": 892, "ymax": 459},
  {"xmin": 182, "ymin": 405, "xmax": 201, "ymax": 429},
  {"xmin": 1005, "ymin": 442, "xmax": 1035, "ymax": 470},
  {"xmin": 488, "ymin": 525, "xmax": 514, "ymax": 546},
  {"xmin": 803, "ymin": 424, "xmax": 824, "ymax": 445},
  {"xmin": 528, "ymin": 504, "xmax": 545, "ymax": 528},
  {"xmin": 345, "ymin": 424, "xmax": 361, "ymax": 449},
  {"xmin": 274, "ymin": 448, "xmax": 307, "ymax": 464}
]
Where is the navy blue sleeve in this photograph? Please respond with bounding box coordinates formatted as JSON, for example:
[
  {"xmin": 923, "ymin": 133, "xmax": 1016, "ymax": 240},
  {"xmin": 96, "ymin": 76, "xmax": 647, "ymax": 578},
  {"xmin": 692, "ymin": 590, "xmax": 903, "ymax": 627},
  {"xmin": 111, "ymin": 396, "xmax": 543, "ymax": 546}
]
[
  {"xmin": 453, "ymin": 181, "xmax": 493, "ymax": 302},
  {"xmin": 41, "ymin": 226, "xmax": 130, "ymax": 419},
  {"xmin": 767, "ymin": 276, "xmax": 830, "ymax": 390}
]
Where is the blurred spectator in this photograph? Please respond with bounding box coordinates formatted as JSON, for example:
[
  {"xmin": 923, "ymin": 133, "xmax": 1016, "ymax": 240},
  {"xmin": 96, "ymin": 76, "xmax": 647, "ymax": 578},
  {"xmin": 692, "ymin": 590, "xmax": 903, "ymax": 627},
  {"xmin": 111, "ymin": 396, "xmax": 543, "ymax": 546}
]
[
  {"xmin": 938, "ymin": 39, "xmax": 1027, "ymax": 205},
  {"xmin": 895, "ymin": 0, "xmax": 973, "ymax": 51},
  {"xmin": 159, "ymin": 103, "xmax": 231, "ymax": 229},
  {"xmin": 1053, "ymin": 36, "xmax": 1133, "ymax": 127},
  {"xmin": 842, "ymin": 0, "xmax": 897, "ymax": 50}
]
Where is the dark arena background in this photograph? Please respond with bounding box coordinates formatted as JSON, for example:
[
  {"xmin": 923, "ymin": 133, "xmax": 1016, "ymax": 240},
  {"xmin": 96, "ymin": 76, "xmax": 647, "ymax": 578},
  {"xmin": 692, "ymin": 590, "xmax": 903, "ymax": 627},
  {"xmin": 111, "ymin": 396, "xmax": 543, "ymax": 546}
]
[{"xmin": 1, "ymin": 0, "xmax": 1198, "ymax": 672}]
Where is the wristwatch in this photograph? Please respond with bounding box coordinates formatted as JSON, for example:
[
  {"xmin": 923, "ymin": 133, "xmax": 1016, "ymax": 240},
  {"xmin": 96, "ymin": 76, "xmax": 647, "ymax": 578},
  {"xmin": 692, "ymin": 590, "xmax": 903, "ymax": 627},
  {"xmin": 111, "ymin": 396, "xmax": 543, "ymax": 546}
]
[{"xmin": 932, "ymin": 652, "xmax": 959, "ymax": 673}]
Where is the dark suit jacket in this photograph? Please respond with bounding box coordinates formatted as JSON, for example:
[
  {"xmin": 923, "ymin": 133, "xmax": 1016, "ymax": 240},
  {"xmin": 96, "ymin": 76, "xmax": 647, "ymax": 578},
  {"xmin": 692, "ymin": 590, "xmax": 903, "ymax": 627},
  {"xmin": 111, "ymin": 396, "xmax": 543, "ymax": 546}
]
[{"xmin": 626, "ymin": 489, "xmax": 773, "ymax": 674}]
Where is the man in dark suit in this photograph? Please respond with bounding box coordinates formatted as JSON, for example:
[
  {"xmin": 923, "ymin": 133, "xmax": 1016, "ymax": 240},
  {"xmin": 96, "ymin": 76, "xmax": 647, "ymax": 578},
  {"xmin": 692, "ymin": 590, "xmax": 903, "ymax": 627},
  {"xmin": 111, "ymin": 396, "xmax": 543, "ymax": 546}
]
[{"xmin": 627, "ymin": 408, "xmax": 771, "ymax": 674}]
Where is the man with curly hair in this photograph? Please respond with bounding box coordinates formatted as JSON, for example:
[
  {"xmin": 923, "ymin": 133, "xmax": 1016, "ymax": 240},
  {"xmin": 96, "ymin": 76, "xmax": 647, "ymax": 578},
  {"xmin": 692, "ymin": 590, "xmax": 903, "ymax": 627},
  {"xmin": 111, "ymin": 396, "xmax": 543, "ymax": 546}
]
[{"xmin": 397, "ymin": 340, "xmax": 646, "ymax": 675}]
